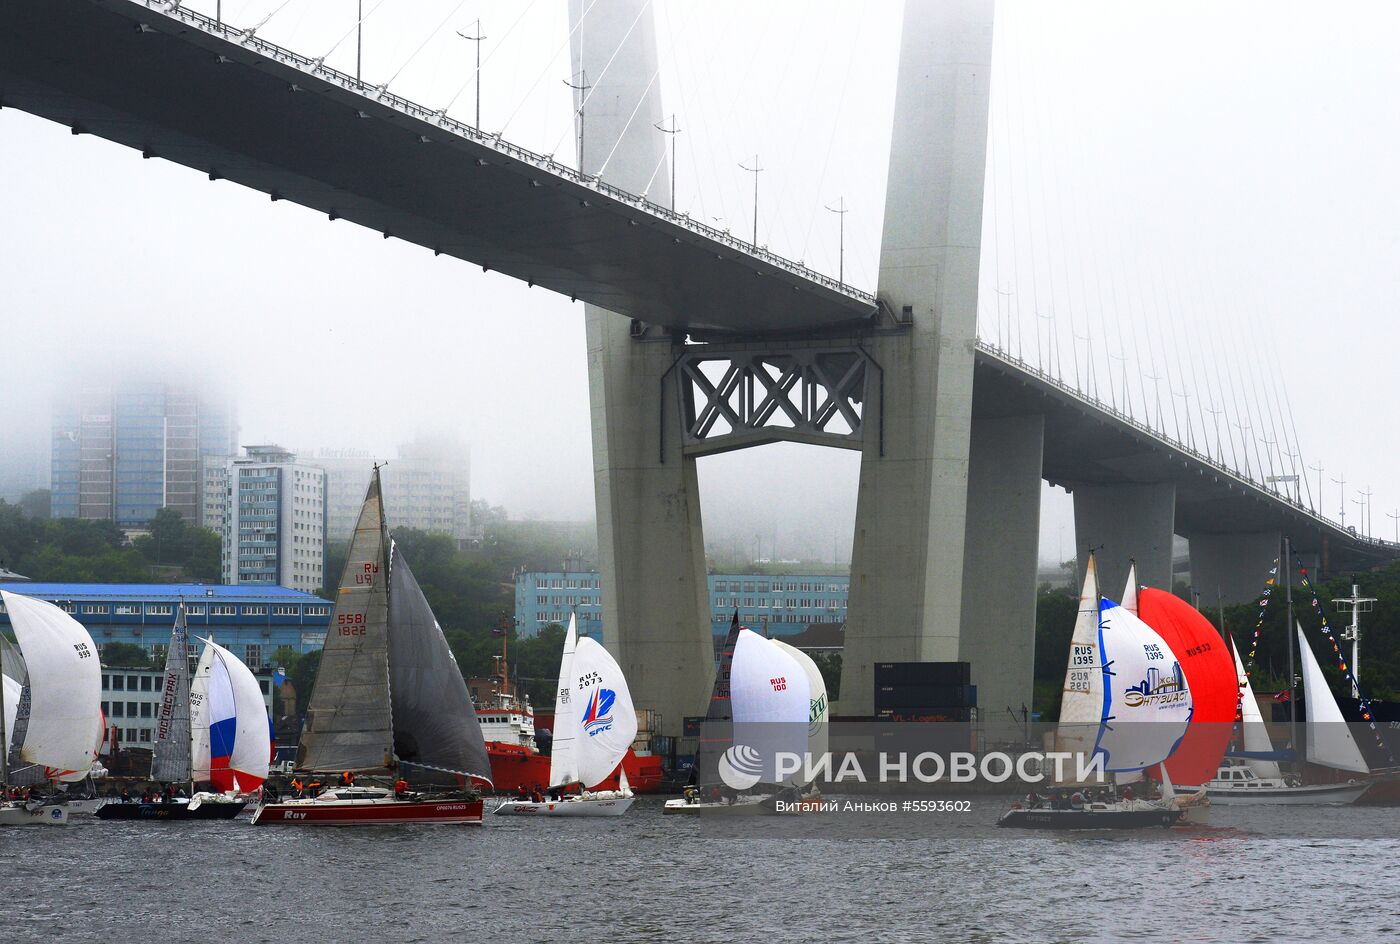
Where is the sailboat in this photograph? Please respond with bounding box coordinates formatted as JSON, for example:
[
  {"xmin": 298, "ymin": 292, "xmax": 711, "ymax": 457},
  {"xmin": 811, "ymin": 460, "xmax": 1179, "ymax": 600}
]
[
  {"xmin": 494, "ymin": 613, "xmax": 639, "ymax": 816},
  {"xmin": 999, "ymin": 555, "xmax": 1192, "ymax": 829},
  {"xmin": 97, "ymin": 606, "xmax": 267, "ymax": 820},
  {"xmin": 664, "ymin": 616, "xmax": 811, "ymax": 815},
  {"xmin": 1204, "ymin": 623, "xmax": 1370, "ymax": 804},
  {"xmin": 252, "ymin": 468, "xmax": 492, "ymax": 825},
  {"xmin": 0, "ymin": 590, "xmax": 104, "ymax": 826}
]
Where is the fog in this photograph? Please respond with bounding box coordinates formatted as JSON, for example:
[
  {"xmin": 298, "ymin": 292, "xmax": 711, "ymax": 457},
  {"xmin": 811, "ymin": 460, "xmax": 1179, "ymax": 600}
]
[{"xmin": 2, "ymin": 0, "xmax": 1398, "ymax": 564}]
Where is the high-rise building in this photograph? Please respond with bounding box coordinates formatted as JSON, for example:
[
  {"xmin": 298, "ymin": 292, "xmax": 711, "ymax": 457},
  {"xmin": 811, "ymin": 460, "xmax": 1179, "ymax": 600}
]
[
  {"xmin": 311, "ymin": 436, "xmax": 471, "ymax": 547},
  {"xmin": 0, "ymin": 407, "xmax": 50, "ymax": 503},
  {"xmin": 204, "ymin": 445, "xmax": 326, "ymax": 594},
  {"xmin": 50, "ymin": 379, "xmax": 237, "ymax": 526},
  {"xmin": 310, "ymin": 448, "xmax": 381, "ymax": 547}
]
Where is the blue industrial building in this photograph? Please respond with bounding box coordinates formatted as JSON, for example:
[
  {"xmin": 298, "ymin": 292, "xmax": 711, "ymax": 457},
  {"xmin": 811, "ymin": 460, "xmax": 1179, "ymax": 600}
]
[
  {"xmin": 0, "ymin": 583, "xmax": 332, "ymax": 669},
  {"xmin": 514, "ymin": 571, "xmax": 849, "ymax": 639}
]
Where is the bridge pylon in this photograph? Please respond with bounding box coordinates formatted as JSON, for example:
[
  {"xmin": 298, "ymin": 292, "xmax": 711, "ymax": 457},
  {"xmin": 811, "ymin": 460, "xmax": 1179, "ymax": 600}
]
[{"xmin": 571, "ymin": 0, "xmax": 714, "ymax": 736}]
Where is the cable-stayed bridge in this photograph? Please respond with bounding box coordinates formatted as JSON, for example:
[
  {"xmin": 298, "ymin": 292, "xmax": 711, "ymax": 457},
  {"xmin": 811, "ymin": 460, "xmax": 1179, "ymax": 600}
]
[{"xmin": 2, "ymin": 0, "xmax": 1393, "ymax": 726}]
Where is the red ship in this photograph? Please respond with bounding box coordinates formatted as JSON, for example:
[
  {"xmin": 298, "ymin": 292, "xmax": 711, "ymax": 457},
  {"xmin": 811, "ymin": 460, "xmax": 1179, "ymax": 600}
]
[{"xmin": 473, "ymin": 643, "xmax": 665, "ymax": 794}]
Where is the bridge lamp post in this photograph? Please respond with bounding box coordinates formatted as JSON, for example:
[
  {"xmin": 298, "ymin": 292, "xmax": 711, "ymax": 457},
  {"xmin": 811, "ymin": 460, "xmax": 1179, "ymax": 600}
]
[
  {"xmin": 565, "ymin": 71, "xmax": 592, "ymax": 172},
  {"xmin": 1259, "ymin": 436, "xmax": 1280, "ymax": 489},
  {"xmin": 825, "ymin": 196, "xmax": 848, "ymax": 287},
  {"xmin": 1232, "ymin": 420, "xmax": 1252, "ymax": 481},
  {"xmin": 1204, "ymin": 402, "xmax": 1226, "ymax": 466},
  {"xmin": 457, "ymin": 21, "xmax": 486, "ymax": 130},
  {"xmin": 1332, "ymin": 473, "xmax": 1348, "ymax": 528},
  {"xmin": 653, "ymin": 114, "xmax": 681, "ymax": 212},
  {"xmin": 1387, "ymin": 509, "xmax": 1399, "ymax": 544},
  {"xmin": 739, "ymin": 155, "xmax": 764, "ymax": 248},
  {"xmin": 1307, "ymin": 460, "xmax": 1325, "ymax": 514}
]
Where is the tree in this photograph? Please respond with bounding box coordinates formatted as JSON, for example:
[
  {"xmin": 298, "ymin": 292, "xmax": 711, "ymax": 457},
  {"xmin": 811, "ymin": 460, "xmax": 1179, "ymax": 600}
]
[
  {"xmin": 132, "ymin": 508, "xmax": 222, "ymax": 579},
  {"xmin": 289, "ymin": 649, "xmax": 322, "ymax": 714},
  {"xmin": 17, "ymin": 489, "xmax": 50, "ymax": 520},
  {"xmin": 0, "ymin": 499, "xmax": 222, "ymax": 584},
  {"xmin": 103, "ymin": 641, "xmax": 151, "ymax": 667},
  {"xmin": 810, "ymin": 651, "xmax": 841, "ymax": 701},
  {"xmin": 1033, "ymin": 584, "xmax": 1078, "ymax": 719}
]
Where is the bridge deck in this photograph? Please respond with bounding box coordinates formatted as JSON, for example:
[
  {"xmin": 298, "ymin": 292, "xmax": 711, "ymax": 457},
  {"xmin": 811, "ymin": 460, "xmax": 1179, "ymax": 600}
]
[
  {"xmin": 973, "ymin": 343, "xmax": 1398, "ymax": 572},
  {"xmin": 0, "ymin": 0, "xmax": 876, "ymax": 336}
]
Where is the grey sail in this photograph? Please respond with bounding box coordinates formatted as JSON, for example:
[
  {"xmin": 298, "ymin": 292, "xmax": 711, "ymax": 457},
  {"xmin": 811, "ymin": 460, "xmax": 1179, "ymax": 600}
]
[
  {"xmin": 150, "ymin": 605, "xmax": 193, "ymax": 783},
  {"xmin": 298, "ymin": 470, "xmax": 394, "ymax": 773},
  {"xmin": 695, "ymin": 613, "xmax": 742, "ymax": 789},
  {"xmin": 387, "ymin": 543, "xmax": 492, "ymax": 786}
]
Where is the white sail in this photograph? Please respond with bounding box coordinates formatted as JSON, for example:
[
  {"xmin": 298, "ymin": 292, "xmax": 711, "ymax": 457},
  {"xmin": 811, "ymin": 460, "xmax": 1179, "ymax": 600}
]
[
  {"xmin": 54, "ymin": 713, "xmax": 108, "ymax": 783},
  {"xmin": 203, "ymin": 638, "xmax": 272, "ymax": 790},
  {"xmin": 1096, "ymin": 600, "xmax": 1192, "ymax": 771},
  {"xmin": 1113, "ymin": 566, "xmax": 1152, "ymax": 783},
  {"xmin": 570, "ymin": 636, "xmax": 638, "ymax": 789},
  {"xmin": 190, "ymin": 643, "xmax": 215, "ymax": 783},
  {"xmin": 1055, "ymin": 557, "xmax": 1104, "ymax": 766},
  {"xmin": 548, "ymin": 614, "xmax": 580, "ymax": 789},
  {"xmin": 0, "ymin": 591, "xmax": 102, "ymax": 775},
  {"xmin": 1229, "ymin": 632, "xmax": 1281, "ymax": 779},
  {"xmin": 1120, "ymin": 563, "xmax": 1140, "ymax": 615},
  {"xmin": 1297, "ymin": 623, "xmax": 1369, "ymax": 774},
  {"xmin": 730, "ymin": 629, "xmax": 810, "ymax": 784},
  {"xmin": 771, "ymin": 638, "xmax": 829, "ymax": 782}
]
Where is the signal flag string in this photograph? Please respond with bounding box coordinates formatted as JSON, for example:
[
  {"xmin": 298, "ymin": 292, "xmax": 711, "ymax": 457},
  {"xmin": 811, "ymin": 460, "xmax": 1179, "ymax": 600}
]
[{"xmin": 1293, "ymin": 558, "xmax": 1392, "ymax": 762}]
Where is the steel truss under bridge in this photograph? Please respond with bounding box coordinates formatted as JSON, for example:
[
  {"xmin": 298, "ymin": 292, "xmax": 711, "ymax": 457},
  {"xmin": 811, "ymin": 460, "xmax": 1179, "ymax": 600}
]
[{"xmin": 674, "ymin": 347, "xmax": 870, "ymax": 456}]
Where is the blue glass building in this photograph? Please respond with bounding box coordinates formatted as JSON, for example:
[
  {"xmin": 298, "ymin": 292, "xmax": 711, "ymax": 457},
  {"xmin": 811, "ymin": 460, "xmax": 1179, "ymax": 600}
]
[
  {"xmin": 0, "ymin": 583, "xmax": 332, "ymax": 669},
  {"xmin": 51, "ymin": 380, "xmax": 237, "ymax": 526},
  {"xmin": 514, "ymin": 571, "xmax": 849, "ymax": 639}
]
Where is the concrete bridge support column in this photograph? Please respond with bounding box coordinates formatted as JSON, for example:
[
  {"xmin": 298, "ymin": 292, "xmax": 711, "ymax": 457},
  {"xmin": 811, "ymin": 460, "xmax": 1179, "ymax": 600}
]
[
  {"xmin": 1072, "ymin": 482, "xmax": 1177, "ymax": 598},
  {"xmin": 960, "ymin": 414, "xmax": 1044, "ymax": 721},
  {"xmin": 840, "ymin": 0, "xmax": 995, "ymax": 715},
  {"xmin": 572, "ymin": 0, "xmax": 713, "ymax": 735},
  {"xmin": 1187, "ymin": 531, "xmax": 1281, "ymax": 605}
]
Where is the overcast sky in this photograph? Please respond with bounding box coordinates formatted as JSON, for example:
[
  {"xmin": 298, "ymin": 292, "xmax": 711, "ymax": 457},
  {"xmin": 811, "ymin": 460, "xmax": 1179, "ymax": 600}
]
[{"xmin": 2, "ymin": 0, "xmax": 1398, "ymax": 563}]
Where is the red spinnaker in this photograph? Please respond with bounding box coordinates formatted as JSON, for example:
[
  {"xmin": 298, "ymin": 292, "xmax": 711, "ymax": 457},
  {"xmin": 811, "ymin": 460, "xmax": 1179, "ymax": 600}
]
[{"xmin": 1139, "ymin": 588, "xmax": 1236, "ymax": 785}]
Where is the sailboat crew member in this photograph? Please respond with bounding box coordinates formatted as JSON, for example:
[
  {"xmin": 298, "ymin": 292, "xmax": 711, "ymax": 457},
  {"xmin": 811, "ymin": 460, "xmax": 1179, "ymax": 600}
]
[{"xmin": 341, "ymin": 771, "xmax": 355, "ymax": 788}]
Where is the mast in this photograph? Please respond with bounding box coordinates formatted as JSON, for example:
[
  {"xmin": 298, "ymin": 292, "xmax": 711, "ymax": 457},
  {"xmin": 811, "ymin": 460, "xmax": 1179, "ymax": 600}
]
[
  {"xmin": 1283, "ymin": 535, "xmax": 1297, "ymax": 755},
  {"xmin": 1218, "ymin": 587, "xmax": 1239, "ymax": 715},
  {"xmin": 0, "ymin": 623, "xmax": 9, "ymax": 790}
]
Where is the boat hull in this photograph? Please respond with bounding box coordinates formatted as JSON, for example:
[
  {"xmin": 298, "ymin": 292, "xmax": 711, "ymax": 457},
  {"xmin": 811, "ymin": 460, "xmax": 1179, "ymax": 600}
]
[
  {"xmin": 95, "ymin": 800, "xmax": 247, "ymax": 821},
  {"xmin": 61, "ymin": 798, "xmax": 105, "ymax": 816},
  {"xmin": 1201, "ymin": 782, "xmax": 1369, "ymax": 805},
  {"xmin": 486, "ymin": 743, "xmax": 666, "ymax": 795},
  {"xmin": 251, "ymin": 797, "xmax": 484, "ymax": 825},
  {"xmin": 1353, "ymin": 777, "xmax": 1400, "ymax": 807},
  {"xmin": 997, "ymin": 807, "xmax": 1182, "ymax": 830},
  {"xmin": 493, "ymin": 795, "xmax": 634, "ymax": 817},
  {"xmin": 663, "ymin": 797, "xmax": 770, "ymax": 816},
  {"xmin": 0, "ymin": 804, "xmax": 68, "ymax": 826}
]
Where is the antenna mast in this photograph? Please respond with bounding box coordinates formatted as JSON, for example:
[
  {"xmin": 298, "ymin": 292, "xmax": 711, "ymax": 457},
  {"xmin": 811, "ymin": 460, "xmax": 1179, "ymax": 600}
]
[{"xmin": 1333, "ymin": 581, "xmax": 1376, "ymax": 699}]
